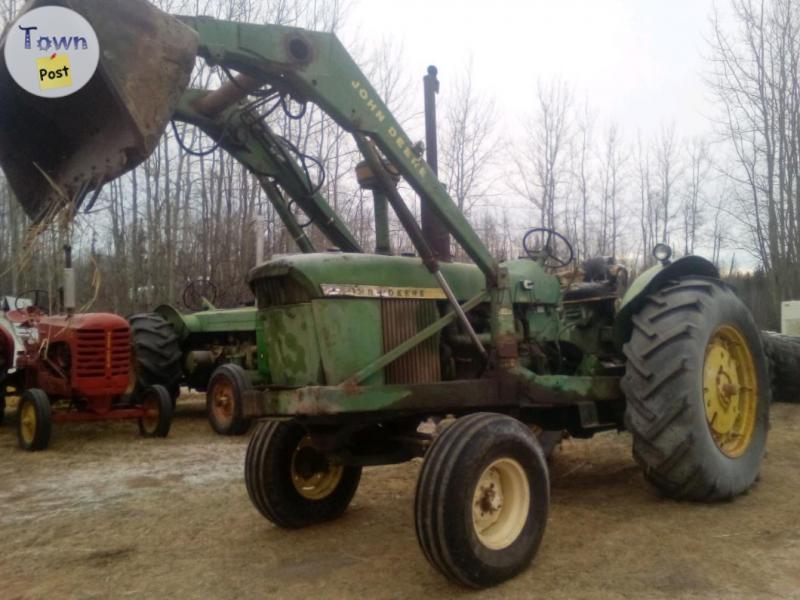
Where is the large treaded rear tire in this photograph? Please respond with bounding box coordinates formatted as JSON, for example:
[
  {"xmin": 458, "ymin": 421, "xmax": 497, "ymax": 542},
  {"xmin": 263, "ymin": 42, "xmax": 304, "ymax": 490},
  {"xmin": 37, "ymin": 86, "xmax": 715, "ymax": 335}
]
[
  {"xmin": 415, "ymin": 413, "xmax": 549, "ymax": 588},
  {"xmin": 245, "ymin": 420, "xmax": 362, "ymax": 528},
  {"xmin": 129, "ymin": 313, "xmax": 182, "ymax": 402},
  {"xmin": 761, "ymin": 330, "xmax": 800, "ymax": 403},
  {"xmin": 621, "ymin": 277, "xmax": 770, "ymax": 501}
]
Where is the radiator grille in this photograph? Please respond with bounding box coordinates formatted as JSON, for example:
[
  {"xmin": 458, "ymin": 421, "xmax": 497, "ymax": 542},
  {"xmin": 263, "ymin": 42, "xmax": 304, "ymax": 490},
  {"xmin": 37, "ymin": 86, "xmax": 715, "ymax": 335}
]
[
  {"xmin": 75, "ymin": 328, "xmax": 130, "ymax": 378},
  {"xmin": 381, "ymin": 299, "xmax": 440, "ymax": 384}
]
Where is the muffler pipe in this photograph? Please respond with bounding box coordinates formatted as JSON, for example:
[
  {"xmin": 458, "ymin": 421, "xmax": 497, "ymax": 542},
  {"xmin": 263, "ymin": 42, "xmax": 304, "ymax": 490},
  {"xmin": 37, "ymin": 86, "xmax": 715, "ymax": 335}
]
[{"xmin": 63, "ymin": 245, "xmax": 76, "ymax": 316}]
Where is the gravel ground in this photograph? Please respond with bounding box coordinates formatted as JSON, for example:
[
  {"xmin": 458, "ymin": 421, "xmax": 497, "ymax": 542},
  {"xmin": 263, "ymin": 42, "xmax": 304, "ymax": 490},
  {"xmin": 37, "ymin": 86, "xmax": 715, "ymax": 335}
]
[{"xmin": 1, "ymin": 396, "xmax": 798, "ymax": 600}]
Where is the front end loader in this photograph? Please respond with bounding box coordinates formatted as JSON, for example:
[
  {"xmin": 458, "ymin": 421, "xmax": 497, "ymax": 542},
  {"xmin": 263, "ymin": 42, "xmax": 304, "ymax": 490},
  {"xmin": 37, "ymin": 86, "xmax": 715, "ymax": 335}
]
[{"xmin": 0, "ymin": 0, "xmax": 774, "ymax": 587}]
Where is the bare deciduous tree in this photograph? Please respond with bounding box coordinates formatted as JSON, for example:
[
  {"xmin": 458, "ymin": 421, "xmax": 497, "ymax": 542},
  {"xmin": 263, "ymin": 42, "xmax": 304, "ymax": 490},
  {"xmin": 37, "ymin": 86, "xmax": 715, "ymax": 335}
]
[
  {"xmin": 708, "ymin": 0, "xmax": 800, "ymax": 323},
  {"xmin": 512, "ymin": 78, "xmax": 574, "ymax": 231}
]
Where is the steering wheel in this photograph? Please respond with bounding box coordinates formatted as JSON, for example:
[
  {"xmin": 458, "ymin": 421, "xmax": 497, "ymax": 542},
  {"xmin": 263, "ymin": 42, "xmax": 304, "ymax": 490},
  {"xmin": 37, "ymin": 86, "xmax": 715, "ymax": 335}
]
[
  {"xmin": 522, "ymin": 228, "xmax": 575, "ymax": 268},
  {"xmin": 15, "ymin": 289, "xmax": 50, "ymax": 315},
  {"xmin": 183, "ymin": 279, "xmax": 218, "ymax": 312}
]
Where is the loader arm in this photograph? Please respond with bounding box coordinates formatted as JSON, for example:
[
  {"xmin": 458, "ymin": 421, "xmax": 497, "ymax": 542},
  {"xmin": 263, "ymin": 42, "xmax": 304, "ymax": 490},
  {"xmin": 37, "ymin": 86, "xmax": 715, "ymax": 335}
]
[
  {"xmin": 177, "ymin": 16, "xmax": 500, "ymax": 281},
  {"xmin": 1, "ymin": 2, "xmax": 495, "ymax": 275},
  {"xmin": 175, "ymin": 90, "xmax": 362, "ymax": 253},
  {"xmin": 0, "ymin": 1, "xmax": 509, "ymax": 354}
]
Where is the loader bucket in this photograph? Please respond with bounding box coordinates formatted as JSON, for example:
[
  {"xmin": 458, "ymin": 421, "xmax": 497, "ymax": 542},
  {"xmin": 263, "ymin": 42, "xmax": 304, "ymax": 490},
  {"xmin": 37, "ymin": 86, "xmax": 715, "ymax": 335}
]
[{"xmin": 0, "ymin": 0, "xmax": 198, "ymax": 222}]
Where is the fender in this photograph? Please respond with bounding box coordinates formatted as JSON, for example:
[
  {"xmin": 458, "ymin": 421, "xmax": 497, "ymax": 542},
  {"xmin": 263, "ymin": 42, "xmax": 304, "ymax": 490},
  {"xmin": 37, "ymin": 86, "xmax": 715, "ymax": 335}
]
[
  {"xmin": 614, "ymin": 255, "xmax": 720, "ymax": 345},
  {"xmin": 154, "ymin": 304, "xmax": 192, "ymax": 342},
  {"xmin": 0, "ymin": 320, "xmax": 18, "ymax": 380}
]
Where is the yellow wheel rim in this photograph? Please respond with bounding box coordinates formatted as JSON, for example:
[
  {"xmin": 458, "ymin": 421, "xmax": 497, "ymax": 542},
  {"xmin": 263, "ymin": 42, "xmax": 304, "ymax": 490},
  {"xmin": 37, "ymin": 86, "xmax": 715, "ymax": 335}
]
[
  {"xmin": 703, "ymin": 325, "xmax": 758, "ymax": 458},
  {"xmin": 291, "ymin": 436, "xmax": 343, "ymax": 500},
  {"xmin": 20, "ymin": 401, "xmax": 36, "ymax": 445},
  {"xmin": 472, "ymin": 458, "xmax": 530, "ymax": 550}
]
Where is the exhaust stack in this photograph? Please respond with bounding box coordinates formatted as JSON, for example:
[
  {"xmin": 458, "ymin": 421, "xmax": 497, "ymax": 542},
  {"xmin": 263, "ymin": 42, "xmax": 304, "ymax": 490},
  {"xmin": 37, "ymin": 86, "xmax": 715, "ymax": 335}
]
[
  {"xmin": 63, "ymin": 245, "xmax": 75, "ymax": 316},
  {"xmin": 254, "ymin": 215, "xmax": 266, "ymax": 267}
]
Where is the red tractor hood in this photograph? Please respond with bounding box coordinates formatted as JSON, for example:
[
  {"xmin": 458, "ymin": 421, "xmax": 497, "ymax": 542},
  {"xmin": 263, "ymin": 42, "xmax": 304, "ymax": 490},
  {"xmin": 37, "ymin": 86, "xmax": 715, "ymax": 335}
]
[{"xmin": 39, "ymin": 313, "xmax": 130, "ymax": 333}]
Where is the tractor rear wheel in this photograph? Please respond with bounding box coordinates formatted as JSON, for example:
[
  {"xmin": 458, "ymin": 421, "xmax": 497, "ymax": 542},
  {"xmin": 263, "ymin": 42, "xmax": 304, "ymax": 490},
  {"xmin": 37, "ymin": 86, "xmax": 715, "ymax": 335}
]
[
  {"xmin": 415, "ymin": 413, "xmax": 550, "ymax": 588},
  {"xmin": 761, "ymin": 330, "xmax": 800, "ymax": 403},
  {"xmin": 245, "ymin": 420, "xmax": 362, "ymax": 528},
  {"xmin": 129, "ymin": 313, "xmax": 182, "ymax": 404},
  {"xmin": 206, "ymin": 364, "xmax": 252, "ymax": 436},
  {"xmin": 138, "ymin": 385, "xmax": 173, "ymax": 438},
  {"xmin": 17, "ymin": 388, "xmax": 52, "ymax": 451},
  {"xmin": 622, "ymin": 277, "xmax": 770, "ymax": 501}
]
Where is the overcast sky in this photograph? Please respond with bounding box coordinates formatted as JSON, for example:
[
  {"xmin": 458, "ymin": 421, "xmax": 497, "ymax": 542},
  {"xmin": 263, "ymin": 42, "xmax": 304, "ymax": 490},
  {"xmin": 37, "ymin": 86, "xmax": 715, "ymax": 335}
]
[{"xmin": 346, "ymin": 0, "xmax": 717, "ymax": 138}]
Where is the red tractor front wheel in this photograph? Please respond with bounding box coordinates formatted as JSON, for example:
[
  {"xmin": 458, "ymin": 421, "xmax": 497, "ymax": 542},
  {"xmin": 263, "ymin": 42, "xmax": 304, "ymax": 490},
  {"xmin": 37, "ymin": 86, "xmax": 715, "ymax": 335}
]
[
  {"xmin": 138, "ymin": 385, "xmax": 173, "ymax": 438},
  {"xmin": 17, "ymin": 388, "xmax": 52, "ymax": 451}
]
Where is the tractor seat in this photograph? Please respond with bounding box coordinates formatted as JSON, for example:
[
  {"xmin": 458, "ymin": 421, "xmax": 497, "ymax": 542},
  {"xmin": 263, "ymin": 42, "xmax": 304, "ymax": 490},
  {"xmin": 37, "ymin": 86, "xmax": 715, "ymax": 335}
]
[
  {"xmin": 562, "ymin": 282, "xmax": 618, "ymax": 302},
  {"xmin": 5, "ymin": 309, "xmax": 30, "ymax": 324}
]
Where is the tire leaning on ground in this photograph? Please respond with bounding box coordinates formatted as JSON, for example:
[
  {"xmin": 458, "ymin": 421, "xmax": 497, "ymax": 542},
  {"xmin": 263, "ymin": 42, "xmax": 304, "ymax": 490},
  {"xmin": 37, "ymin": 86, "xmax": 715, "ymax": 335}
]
[
  {"xmin": 415, "ymin": 413, "xmax": 550, "ymax": 588},
  {"xmin": 129, "ymin": 313, "xmax": 182, "ymax": 404},
  {"xmin": 245, "ymin": 420, "xmax": 362, "ymax": 528},
  {"xmin": 17, "ymin": 388, "xmax": 52, "ymax": 451},
  {"xmin": 761, "ymin": 330, "xmax": 800, "ymax": 403},
  {"xmin": 137, "ymin": 385, "xmax": 174, "ymax": 438},
  {"xmin": 622, "ymin": 277, "xmax": 770, "ymax": 501},
  {"xmin": 206, "ymin": 364, "xmax": 253, "ymax": 436}
]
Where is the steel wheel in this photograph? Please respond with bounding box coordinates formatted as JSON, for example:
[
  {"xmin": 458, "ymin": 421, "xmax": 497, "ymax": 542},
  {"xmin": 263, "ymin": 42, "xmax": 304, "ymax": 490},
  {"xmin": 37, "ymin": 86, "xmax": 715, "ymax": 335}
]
[
  {"xmin": 140, "ymin": 395, "xmax": 160, "ymax": 434},
  {"xmin": 206, "ymin": 364, "xmax": 252, "ymax": 436},
  {"xmin": 291, "ymin": 435, "xmax": 344, "ymax": 500},
  {"xmin": 472, "ymin": 458, "xmax": 531, "ymax": 550},
  {"xmin": 245, "ymin": 420, "xmax": 362, "ymax": 528},
  {"xmin": 703, "ymin": 325, "xmax": 758, "ymax": 458},
  {"xmin": 138, "ymin": 385, "xmax": 173, "ymax": 438},
  {"xmin": 19, "ymin": 401, "xmax": 36, "ymax": 446},
  {"xmin": 16, "ymin": 388, "xmax": 51, "ymax": 451},
  {"xmin": 209, "ymin": 378, "xmax": 235, "ymax": 432},
  {"xmin": 622, "ymin": 277, "xmax": 770, "ymax": 501},
  {"xmin": 415, "ymin": 413, "xmax": 550, "ymax": 588}
]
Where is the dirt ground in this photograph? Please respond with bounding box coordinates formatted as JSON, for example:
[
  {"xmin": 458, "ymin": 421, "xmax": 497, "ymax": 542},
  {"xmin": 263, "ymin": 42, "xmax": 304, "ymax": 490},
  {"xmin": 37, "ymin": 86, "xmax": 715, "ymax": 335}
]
[{"xmin": 1, "ymin": 397, "xmax": 799, "ymax": 600}]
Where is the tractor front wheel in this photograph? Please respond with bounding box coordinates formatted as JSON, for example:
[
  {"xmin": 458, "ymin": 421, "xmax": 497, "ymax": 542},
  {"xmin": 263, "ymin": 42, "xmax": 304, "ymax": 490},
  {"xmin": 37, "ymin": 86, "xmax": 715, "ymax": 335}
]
[
  {"xmin": 245, "ymin": 420, "xmax": 362, "ymax": 528},
  {"xmin": 622, "ymin": 277, "xmax": 770, "ymax": 501},
  {"xmin": 206, "ymin": 364, "xmax": 252, "ymax": 436},
  {"xmin": 138, "ymin": 385, "xmax": 173, "ymax": 438},
  {"xmin": 17, "ymin": 388, "xmax": 52, "ymax": 451},
  {"xmin": 415, "ymin": 413, "xmax": 550, "ymax": 588}
]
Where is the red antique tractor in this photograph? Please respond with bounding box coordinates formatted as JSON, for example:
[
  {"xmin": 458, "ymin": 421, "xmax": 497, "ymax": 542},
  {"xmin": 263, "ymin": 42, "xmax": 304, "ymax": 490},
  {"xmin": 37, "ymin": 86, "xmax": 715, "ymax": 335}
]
[{"xmin": 0, "ymin": 253, "xmax": 173, "ymax": 451}]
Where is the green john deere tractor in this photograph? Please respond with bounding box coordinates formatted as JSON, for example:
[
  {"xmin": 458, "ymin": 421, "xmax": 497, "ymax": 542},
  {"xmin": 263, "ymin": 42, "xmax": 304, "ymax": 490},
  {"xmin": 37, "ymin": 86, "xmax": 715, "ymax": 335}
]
[
  {"xmin": 126, "ymin": 271, "xmax": 268, "ymax": 436},
  {"xmin": 0, "ymin": 0, "xmax": 773, "ymax": 588},
  {"xmin": 128, "ymin": 300, "xmax": 260, "ymax": 435}
]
